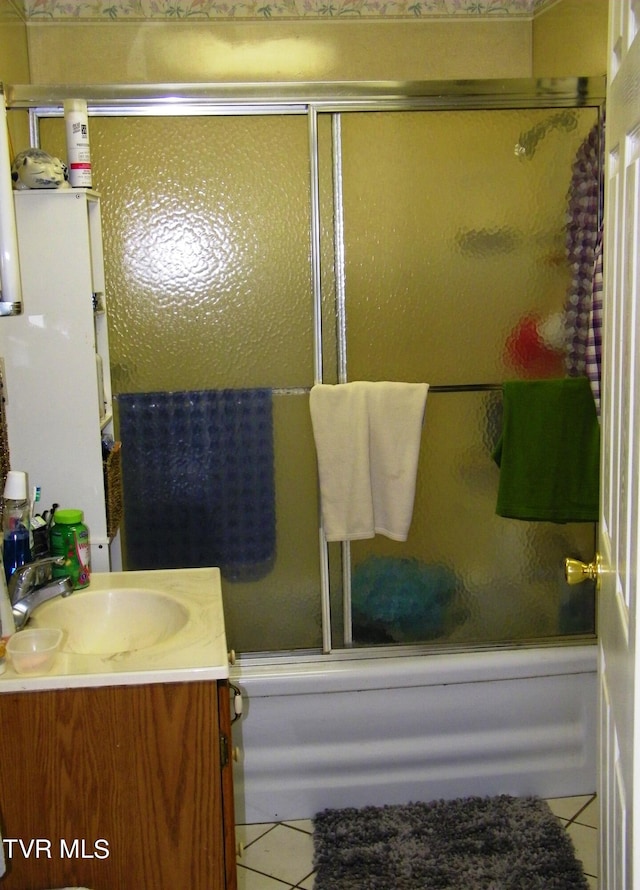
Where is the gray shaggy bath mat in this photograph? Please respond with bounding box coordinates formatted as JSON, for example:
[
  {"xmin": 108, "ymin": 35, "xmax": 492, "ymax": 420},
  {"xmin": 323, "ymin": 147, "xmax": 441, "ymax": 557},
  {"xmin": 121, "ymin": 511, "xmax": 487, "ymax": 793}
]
[{"xmin": 313, "ymin": 795, "xmax": 588, "ymax": 889}]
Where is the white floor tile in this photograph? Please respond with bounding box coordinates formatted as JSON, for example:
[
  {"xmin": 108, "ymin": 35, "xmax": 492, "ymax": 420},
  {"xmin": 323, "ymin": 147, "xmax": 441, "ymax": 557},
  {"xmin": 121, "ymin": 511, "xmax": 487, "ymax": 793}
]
[
  {"xmin": 546, "ymin": 795, "xmax": 594, "ymax": 821},
  {"xmin": 282, "ymin": 819, "xmax": 314, "ymax": 834},
  {"xmin": 237, "ymin": 822, "xmax": 277, "ymax": 849},
  {"xmin": 567, "ymin": 821, "xmax": 598, "ymax": 878},
  {"xmin": 237, "ymin": 864, "xmax": 295, "ymax": 889},
  {"xmin": 575, "ymin": 796, "xmax": 599, "ymax": 829},
  {"xmin": 239, "ymin": 823, "xmax": 315, "ymax": 887}
]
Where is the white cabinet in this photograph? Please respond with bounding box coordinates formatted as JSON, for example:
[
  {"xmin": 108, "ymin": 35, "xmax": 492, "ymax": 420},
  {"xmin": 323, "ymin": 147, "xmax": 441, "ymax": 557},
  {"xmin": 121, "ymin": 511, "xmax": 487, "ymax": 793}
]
[{"xmin": 0, "ymin": 189, "xmax": 118, "ymax": 571}]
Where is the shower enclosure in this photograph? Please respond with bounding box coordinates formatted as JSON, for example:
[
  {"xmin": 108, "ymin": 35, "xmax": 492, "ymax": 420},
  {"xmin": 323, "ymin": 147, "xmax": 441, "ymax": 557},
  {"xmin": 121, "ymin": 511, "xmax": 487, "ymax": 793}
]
[{"xmin": 17, "ymin": 77, "xmax": 605, "ymax": 660}]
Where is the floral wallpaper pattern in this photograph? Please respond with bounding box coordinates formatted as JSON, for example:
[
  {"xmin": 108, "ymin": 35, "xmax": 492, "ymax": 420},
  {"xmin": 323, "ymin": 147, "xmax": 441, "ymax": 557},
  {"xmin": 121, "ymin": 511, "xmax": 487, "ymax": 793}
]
[{"xmin": 13, "ymin": 0, "xmax": 559, "ymax": 21}]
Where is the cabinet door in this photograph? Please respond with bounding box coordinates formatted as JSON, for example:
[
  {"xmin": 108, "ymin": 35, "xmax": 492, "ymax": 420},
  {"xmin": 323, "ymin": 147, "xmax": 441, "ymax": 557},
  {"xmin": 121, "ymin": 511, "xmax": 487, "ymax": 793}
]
[
  {"xmin": 0, "ymin": 681, "xmax": 230, "ymax": 889},
  {"xmin": 5, "ymin": 191, "xmax": 112, "ymax": 570}
]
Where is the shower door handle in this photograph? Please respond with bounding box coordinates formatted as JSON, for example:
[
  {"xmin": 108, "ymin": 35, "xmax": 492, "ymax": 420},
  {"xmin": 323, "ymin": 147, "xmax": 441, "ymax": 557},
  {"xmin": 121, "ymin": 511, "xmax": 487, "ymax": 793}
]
[{"xmin": 564, "ymin": 554, "xmax": 602, "ymax": 586}]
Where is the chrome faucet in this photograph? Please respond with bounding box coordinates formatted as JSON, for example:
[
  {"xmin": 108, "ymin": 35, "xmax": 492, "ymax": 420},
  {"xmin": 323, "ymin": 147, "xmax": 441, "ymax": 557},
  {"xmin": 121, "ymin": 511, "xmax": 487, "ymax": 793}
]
[{"xmin": 9, "ymin": 556, "xmax": 73, "ymax": 630}]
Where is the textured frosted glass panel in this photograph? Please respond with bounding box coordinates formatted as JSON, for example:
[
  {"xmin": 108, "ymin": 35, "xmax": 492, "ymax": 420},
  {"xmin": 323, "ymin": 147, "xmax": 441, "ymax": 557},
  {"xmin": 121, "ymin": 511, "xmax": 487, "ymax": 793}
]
[
  {"xmin": 337, "ymin": 107, "xmax": 598, "ymax": 649},
  {"xmin": 42, "ymin": 115, "xmax": 314, "ymax": 391},
  {"xmin": 341, "ymin": 108, "xmax": 599, "ymax": 383},
  {"xmin": 350, "ymin": 392, "xmax": 595, "ymax": 647},
  {"xmin": 220, "ymin": 394, "xmax": 323, "ymax": 652},
  {"xmin": 42, "ymin": 114, "xmax": 322, "ymax": 654}
]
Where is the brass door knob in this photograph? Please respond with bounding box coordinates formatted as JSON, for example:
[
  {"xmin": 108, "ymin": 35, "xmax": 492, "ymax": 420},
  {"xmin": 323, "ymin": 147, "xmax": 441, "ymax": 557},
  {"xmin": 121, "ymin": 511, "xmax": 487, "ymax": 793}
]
[{"xmin": 564, "ymin": 555, "xmax": 602, "ymax": 585}]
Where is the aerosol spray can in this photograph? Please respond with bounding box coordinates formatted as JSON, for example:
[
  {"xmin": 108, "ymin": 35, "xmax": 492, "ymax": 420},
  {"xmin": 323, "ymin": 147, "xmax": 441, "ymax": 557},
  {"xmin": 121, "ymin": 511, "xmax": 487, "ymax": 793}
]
[{"xmin": 64, "ymin": 98, "xmax": 92, "ymax": 188}]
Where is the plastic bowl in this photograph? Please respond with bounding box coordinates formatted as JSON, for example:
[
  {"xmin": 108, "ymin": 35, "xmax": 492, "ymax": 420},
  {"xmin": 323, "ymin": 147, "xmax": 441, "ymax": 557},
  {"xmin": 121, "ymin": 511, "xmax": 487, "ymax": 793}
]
[{"xmin": 7, "ymin": 628, "xmax": 63, "ymax": 675}]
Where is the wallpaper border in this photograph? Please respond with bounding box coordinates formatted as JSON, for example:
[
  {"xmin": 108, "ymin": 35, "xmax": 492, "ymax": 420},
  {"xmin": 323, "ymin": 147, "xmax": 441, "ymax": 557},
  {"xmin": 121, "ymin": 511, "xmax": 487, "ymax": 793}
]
[{"xmin": 15, "ymin": 0, "xmax": 559, "ymax": 22}]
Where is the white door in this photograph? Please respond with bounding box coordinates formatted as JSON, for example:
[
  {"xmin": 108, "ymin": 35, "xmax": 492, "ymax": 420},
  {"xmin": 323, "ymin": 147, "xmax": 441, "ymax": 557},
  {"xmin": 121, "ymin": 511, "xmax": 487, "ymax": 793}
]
[{"xmin": 599, "ymin": 1, "xmax": 640, "ymax": 887}]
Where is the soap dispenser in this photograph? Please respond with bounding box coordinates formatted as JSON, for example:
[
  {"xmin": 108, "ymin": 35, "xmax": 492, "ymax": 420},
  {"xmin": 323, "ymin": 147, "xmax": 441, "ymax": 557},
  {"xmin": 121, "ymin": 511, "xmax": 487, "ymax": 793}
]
[{"xmin": 2, "ymin": 470, "xmax": 32, "ymax": 585}]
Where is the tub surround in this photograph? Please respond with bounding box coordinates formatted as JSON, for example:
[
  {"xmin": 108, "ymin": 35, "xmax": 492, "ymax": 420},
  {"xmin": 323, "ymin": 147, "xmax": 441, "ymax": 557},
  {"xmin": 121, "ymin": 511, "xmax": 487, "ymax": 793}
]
[
  {"xmin": 232, "ymin": 644, "xmax": 597, "ymax": 823},
  {"xmin": 0, "ymin": 566, "xmax": 230, "ymax": 691}
]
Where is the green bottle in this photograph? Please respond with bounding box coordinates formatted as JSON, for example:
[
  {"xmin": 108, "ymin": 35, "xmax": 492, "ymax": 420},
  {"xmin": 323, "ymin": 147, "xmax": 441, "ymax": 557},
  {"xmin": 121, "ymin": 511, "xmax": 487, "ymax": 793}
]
[{"xmin": 50, "ymin": 509, "xmax": 91, "ymax": 589}]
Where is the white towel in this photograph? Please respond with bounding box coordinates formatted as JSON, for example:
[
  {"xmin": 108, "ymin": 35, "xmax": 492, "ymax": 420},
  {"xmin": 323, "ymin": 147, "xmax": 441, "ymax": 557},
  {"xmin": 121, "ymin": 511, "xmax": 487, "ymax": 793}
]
[{"xmin": 309, "ymin": 381, "xmax": 428, "ymax": 542}]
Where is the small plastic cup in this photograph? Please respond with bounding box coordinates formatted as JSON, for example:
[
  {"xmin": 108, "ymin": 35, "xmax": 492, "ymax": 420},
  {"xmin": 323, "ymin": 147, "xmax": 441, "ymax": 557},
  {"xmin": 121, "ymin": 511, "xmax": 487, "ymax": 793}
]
[{"xmin": 7, "ymin": 627, "xmax": 63, "ymax": 674}]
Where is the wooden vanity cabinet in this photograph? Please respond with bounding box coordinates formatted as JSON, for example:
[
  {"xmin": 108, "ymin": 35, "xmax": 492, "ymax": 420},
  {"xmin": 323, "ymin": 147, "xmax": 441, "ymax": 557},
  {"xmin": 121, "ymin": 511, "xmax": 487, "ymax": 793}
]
[{"xmin": 0, "ymin": 679, "xmax": 237, "ymax": 890}]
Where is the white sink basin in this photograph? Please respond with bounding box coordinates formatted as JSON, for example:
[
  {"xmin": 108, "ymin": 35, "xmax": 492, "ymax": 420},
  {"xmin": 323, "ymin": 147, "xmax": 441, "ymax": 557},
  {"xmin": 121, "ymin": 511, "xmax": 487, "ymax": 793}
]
[
  {"xmin": 0, "ymin": 567, "xmax": 229, "ymax": 691},
  {"xmin": 32, "ymin": 587, "xmax": 190, "ymax": 656},
  {"xmin": 30, "ymin": 587, "xmax": 189, "ymax": 655}
]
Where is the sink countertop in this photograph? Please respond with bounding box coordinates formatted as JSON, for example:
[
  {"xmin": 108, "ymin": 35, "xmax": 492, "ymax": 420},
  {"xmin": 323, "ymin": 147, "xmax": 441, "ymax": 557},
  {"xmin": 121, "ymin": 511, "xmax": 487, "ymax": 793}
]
[{"xmin": 0, "ymin": 567, "xmax": 230, "ymax": 692}]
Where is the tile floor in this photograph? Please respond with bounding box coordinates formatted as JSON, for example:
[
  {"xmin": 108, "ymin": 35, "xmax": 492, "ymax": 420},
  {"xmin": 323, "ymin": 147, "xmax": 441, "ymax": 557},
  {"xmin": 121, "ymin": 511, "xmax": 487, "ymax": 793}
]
[{"xmin": 235, "ymin": 794, "xmax": 598, "ymax": 889}]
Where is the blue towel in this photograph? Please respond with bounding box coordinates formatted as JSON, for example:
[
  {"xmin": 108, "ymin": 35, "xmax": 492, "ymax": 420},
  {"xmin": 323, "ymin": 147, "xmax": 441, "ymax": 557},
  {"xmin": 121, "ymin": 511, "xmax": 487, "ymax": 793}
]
[{"xmin": 117, "ymin": 389, "xmax": 275, "ymax": 581}]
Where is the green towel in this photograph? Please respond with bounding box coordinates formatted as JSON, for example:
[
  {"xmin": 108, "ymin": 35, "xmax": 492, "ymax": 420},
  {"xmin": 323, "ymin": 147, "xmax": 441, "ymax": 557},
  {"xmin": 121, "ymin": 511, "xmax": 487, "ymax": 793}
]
[{"xmin": 493, "ymin": 377, "xmax": 600, "ymax": 523}]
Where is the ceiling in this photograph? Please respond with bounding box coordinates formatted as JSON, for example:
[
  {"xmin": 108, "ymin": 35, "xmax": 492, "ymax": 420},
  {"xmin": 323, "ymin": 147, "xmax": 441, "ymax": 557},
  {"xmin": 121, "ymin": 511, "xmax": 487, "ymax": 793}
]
[{"xmin": 4, "ymin": 0, "xmax": 560, "ymax": 22}]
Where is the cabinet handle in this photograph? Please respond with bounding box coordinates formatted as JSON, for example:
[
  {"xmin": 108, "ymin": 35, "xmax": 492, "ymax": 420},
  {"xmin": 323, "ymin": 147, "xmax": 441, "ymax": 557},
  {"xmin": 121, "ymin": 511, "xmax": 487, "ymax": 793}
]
[{"xmin": 229, "ymin": 683, "xmax": 243, "ymax": 724}]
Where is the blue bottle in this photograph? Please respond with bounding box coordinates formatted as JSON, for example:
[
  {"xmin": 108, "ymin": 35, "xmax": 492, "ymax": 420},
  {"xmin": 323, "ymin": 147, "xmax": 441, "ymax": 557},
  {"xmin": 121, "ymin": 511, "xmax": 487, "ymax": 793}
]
[{"xmin": 2, "ymin": 471, "xmax": 32, "ymax": 584}]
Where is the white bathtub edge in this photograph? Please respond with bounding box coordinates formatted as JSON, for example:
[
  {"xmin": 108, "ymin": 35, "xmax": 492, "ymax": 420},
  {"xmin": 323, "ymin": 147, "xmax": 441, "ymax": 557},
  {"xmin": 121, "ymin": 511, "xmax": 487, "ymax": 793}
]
[{"xmin": 231, "ymin": 643, "xmax": 597, "ymax": 697}]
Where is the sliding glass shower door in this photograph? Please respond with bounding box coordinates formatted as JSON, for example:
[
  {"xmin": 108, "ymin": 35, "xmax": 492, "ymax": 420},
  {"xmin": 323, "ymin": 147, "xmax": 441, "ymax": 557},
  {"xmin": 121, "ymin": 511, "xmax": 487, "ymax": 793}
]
[
  {"xmin": 328, "ymin": 106, "xmax": 600, "ymax": 649},
  {"xmin": 37, "ymin": 83, "xmax": 603, "ymax": 657}
]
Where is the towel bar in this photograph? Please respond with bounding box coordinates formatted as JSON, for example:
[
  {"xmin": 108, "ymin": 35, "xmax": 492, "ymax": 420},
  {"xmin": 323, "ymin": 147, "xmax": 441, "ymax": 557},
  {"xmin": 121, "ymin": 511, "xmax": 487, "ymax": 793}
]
[{"xmin": 272, "ymin": 383, "xmax": 503, "ymax": 395}]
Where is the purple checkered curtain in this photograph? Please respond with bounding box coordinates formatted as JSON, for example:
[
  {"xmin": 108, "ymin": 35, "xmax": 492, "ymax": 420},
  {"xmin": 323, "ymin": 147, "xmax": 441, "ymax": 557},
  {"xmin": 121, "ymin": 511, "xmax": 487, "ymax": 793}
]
[
  {"xmin": 564, "ymin": 120, "xmax": 605, "ymax": 377},
  {"xmin": 586, "ymin": 229, "xmax": 604, "ymax": 418}
]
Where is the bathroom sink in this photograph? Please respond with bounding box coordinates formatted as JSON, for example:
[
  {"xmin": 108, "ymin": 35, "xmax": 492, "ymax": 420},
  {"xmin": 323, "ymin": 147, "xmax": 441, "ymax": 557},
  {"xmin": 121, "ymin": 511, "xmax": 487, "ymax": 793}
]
[
  {"xmin": 30, "ymin": 587, "xmax": 190, "ymax": 656},
  {"xmin": 0, "ymin": 567, "xmax": 229, "ymax": 690}
]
